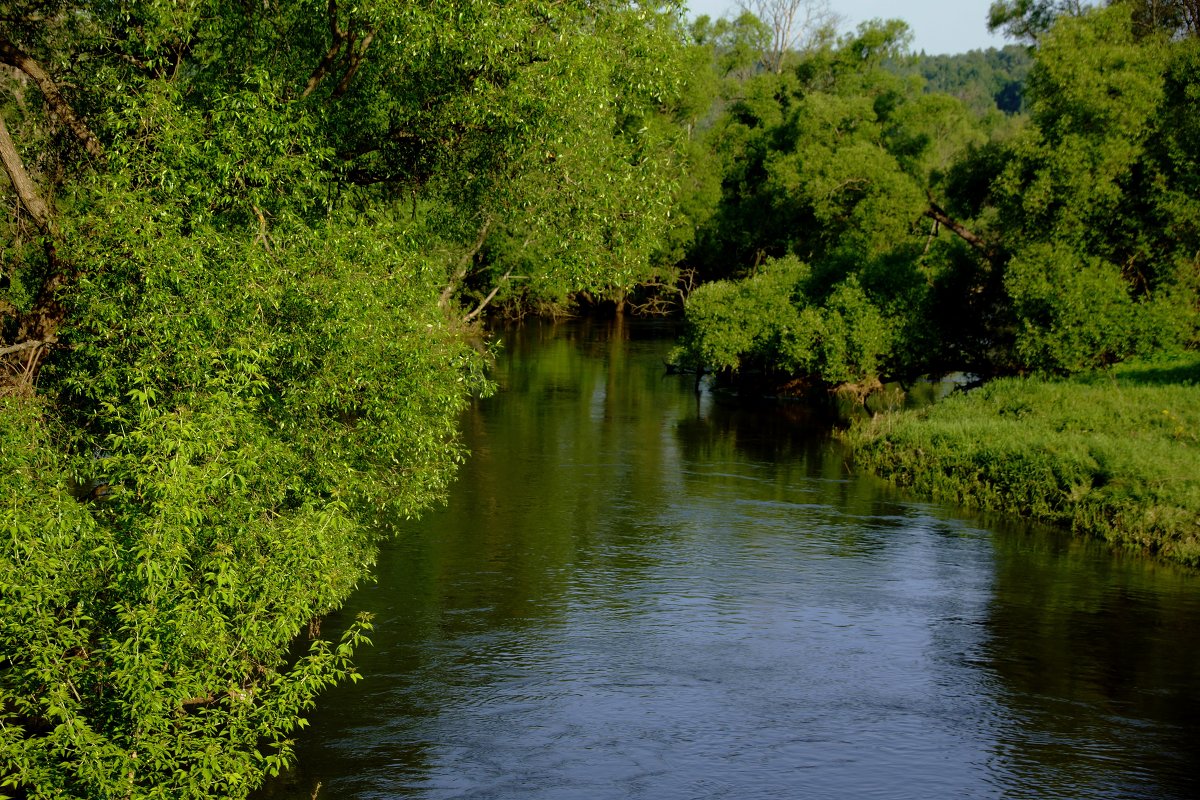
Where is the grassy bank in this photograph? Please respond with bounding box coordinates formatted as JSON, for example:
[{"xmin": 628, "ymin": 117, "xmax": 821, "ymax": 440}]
[{"xmin": 843, "ymin": 356, "xmax": 1200, "ymax": 567}]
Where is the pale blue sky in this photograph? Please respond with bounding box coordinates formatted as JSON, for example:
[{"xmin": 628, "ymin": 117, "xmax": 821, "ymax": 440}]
[{"xmin": 684, "ymin": 0, "xmax": 1012, "ymax": 55}]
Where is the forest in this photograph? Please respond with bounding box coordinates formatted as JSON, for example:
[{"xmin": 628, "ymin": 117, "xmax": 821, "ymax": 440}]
[{"xmin": 1, "ymin": 0, "xmax": 1197, "ymax": 796}]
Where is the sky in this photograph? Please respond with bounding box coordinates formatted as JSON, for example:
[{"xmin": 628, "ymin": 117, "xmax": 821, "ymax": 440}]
[{"xmin": 683, "ymin": 0, "xmax": 1012, "ymax": 55}]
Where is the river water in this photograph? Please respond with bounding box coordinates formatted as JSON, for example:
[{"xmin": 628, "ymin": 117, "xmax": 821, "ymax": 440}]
[{"xmin": 271, "ymin": 320, "xmax": 1200, "ymax": 800}]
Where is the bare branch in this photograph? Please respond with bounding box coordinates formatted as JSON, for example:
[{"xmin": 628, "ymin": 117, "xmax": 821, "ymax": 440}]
[
  {"xmin": 462, "ymin": 270, "xmax": 513, "ymax": 323},
  {"xmin": 0, "ymin": 339, "xmax": 47, "ymax": 357},
  {"xmin": 737, "ymin": 0, "xmax": 840, "ymax": 73}
]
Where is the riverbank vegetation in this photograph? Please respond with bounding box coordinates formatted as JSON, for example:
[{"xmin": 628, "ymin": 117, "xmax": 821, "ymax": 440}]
[
  {"xmin": 845, "ymin": 355, "xmax": 1200, "ymax": 567},
  {"xmin": 668, "ymin": 1, "xmax": 1199, "ymax": 563},
  {"xmin": 674, "ymin": 2, "xmax": 1198, "ymax": 392},
  {"xmin": 1, "ymin": 1, "xmax": 695, "ymax": 796}
]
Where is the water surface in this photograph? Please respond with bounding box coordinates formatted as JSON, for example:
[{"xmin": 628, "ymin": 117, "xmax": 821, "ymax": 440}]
[{"xmin": 270, "ymin": 320, "xmax": 1200, "ymax": 800}]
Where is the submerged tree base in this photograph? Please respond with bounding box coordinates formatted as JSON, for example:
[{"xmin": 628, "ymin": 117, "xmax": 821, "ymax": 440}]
[{"xmin": 842, "ymin": 355, "xmax": 1200, "ymax": 568}]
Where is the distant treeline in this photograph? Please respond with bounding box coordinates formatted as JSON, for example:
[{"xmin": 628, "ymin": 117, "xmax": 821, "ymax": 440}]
[{"xmin": 893, "ymin": 46, "xmax": 1035, "ymax": 114}]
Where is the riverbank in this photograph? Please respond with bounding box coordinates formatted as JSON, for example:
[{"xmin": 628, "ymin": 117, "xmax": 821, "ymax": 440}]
[{"xmin": 843, "ymin": 355, "xmax": 1200, "ymax": 567}]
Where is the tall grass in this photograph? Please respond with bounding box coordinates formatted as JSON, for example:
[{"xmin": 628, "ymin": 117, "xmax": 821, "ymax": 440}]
[{"xmin": 843, "ymin": 355, "xmax": 1200, "ymax": 566}]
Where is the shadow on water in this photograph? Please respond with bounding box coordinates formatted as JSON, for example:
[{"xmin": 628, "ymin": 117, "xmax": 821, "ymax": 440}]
[
  {"xmin": 260, "ymin": 319, "xmax": 1200, "ymax": 800},
  {"xmin": 979, "ymin": 528, "xmax": 1200, "ymax": 797}
]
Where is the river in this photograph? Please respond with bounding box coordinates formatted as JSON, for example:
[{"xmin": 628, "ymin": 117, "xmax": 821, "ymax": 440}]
[{"xmin": 266, "ymin": 319, "xmax": 1200, "ymax": 800}]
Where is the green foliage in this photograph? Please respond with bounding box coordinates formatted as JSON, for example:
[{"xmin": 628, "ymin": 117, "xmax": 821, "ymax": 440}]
[
  {"xmin": 674, "ymin": 257, "xmax": 810, "ymax": 374},
  {"xmin": 978, "ymin": 5, "xmax": 1200, "ymax": 371},
  {"xmin": 891, "ymin": 46, "xmax": 1033, "ymax": 114},
  {"xmin": 1117, "ymin": 0, "xmax": 1200, "ymax": 39},
  {"xmin": 473, "ymin": 6, "xmax": 697, "ymax": 307},
  {"xmin": 0, "ymin": 393, "xmax": 379, "ymax": 798},
  {"xmin": 845, "ymin": 354, "xmax": 1200, "ymax": 566},
  {"xmin": 801, "ymin": 278, "xmax": 897, "ymax": 383},
  {"xmin": 674, "ymin": 256, "xmax": 894, "ymax": 387},
  {"xmin": 2, "ymin": 194, "xmax": 483, "ymax": 797},
  {"xmin": 987, "ymin": 0, "xmax": 1089, "ymax": 42},
  {"xmin": 690, "ymin": 12, "xmax": 772, "ymax": 81},
  {"xmin": 679, "ymin": 19, "xmax": 988, "ymax": 388},
  {"xmin": 1, "ymin": 0, "xmax": 691, "ymax": 796},
  {"xmin": 680, "ymin": 3, "xmax": 1200, "ymax": 390},
  {"xmin": 1005, "ymin": 244, "xmax": 1192, "ymax": 371}
]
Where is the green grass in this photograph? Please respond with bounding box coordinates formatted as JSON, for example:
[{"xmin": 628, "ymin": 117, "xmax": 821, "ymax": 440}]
[{"xmin": 843, "ymin": 355, "xmax": 1200, "ymax": 567}]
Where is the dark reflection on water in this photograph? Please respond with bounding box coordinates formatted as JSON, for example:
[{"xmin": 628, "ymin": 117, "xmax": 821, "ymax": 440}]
[{"xmin": 265, "ymin": 319, "xmax": 1200, "ymax": 800}]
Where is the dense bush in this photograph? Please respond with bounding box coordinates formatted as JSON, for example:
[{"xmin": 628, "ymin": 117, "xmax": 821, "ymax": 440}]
[{"xmin": 675, "ymin": 257, "xmax": 894, "ymax": 388}]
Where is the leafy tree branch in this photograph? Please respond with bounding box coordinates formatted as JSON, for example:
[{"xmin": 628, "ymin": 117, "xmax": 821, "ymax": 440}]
[{"xmin": 0, "ymin": 35, "xmax": 102, "ymax": 159}]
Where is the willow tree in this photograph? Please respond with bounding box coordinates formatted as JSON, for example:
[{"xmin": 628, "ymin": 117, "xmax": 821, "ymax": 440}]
[
  {"xmin": 677, "ymin": 20, "xmax": 995, "ymax": 391},
  {"xmin": 989, "ymin": 0, "xmax": 1199, "ymax": 41},
  {"xmin": 0, "ymin": 2, "xmax": 689, "ymax": 797},
  {"xmin": 679, "ymin": 3, "xmax": 1199, "ymax": 395},
  {"xmin": 987, "ymin": 0, "xmax": 1091, "ymax": 41},
  {"xmin": 981, "ymin": 4, "xmax": 1200, "ymax": 371}
]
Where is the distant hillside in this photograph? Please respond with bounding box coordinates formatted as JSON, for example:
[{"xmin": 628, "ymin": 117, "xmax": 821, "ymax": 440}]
[{"xmin": 890, "ymin": 45, "xmax": 1034, "ymax": 114}]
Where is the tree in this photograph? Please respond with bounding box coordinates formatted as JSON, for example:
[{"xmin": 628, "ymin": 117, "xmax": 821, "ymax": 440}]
[
  {"xmin": 929, "ymin": 4, "xmax": 1198, "ymax": 374},
  {"xmin": 679, "ymin": 4, "xmax": 1199, "ymax": 391},
  {"xmin": 986, "ymin": 5, "xmax": 1199, "ymax": 370},
  {"xmin": 987, "ymin": 0, "xmax": 1093, "ymax": 42},
  {"xmin": 735, "ymin": 0, "xmax": 841, "ymax": 72},
  {"xmin": 987, "ymin": 0, "xmax": 1200, "ymax": 42},
  {"xmin": 691, "ymin": 12, "xmax": 772, "ymax": 81},
  {"xmin": 677, "ymin": 20, "xmax": 992, "ymax": 391},
  {"xmin": 1117, "ymin": 0, "xmax": 1200, "ymax": 37},
  {"xmin": 0, "ymin": 1, "xmax": 691, "ymax": 796}
]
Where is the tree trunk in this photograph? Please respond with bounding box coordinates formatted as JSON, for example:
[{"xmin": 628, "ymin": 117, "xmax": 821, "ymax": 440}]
[
  {"xmin": 0, "ymin": 113, "xmax": 67, "ymax": 384},
  {"xmin": 0, "ymin": 36, "xmax": 103, "ymax": 159},
  {"xmin": 439, "ymin": 215, "xmax": 493, "ymax": 310},
  {"xmin": 924, "ymin": 197, "xmax": 996, "ymax": 264},
  {"xmin": 0, "ymin": 113, "xmax": 55, "ymax": 235}
]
